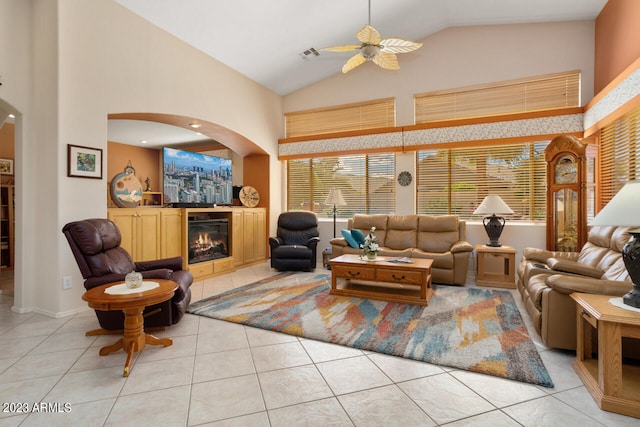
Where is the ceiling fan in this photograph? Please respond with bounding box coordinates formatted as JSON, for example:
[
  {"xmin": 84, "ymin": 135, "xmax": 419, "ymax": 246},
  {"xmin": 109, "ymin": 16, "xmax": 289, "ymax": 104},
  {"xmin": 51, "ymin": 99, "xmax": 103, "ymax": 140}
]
[{"xmin": 320, "ymin": 0, "xmax": 423, "ymax": 74}]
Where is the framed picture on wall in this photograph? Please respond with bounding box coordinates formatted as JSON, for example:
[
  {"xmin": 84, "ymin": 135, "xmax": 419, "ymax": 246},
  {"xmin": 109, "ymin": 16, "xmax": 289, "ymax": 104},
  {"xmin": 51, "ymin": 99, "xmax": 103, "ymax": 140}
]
[
  {"xmin": 67, "ymin": 144, "xmax": 103, "ymax": 179},
  {"xmin": 0, "ymin": 158, "xmax": 13, "ymax": 175}
]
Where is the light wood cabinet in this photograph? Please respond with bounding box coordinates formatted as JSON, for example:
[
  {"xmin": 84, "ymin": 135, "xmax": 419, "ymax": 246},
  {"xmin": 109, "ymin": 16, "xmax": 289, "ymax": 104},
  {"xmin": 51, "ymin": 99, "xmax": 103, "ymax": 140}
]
[
  {"xmin": 108, "ymin": 208, "xmax": 161, "ymax": 261},
  {"xmin": 232, "ymin": 210, "xmax": 244, "ymax": 267},
  {"xmin": 160, "ymin": 209, "xmax": 183, "ymax": 259},
  {"xmin": 243, "ymin": 208, "xmax": 266, "ymax": 264},
  {"xmin": 109, "ymin": 206, "xmax": 267, "ymax": 279}
]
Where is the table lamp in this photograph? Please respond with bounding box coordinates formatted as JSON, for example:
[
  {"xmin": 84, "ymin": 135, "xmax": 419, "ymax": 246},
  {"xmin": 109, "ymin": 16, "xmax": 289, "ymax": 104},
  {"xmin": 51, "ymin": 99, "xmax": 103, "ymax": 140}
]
[
  {"xmin": 324, "ymin": 188, "xmax": 347, "ymax": 238},
  {"xmin": 473, "ymin": 195, "xmax": 514, "ymax": 247},
  {"xmin": 590, "ymin": 180, "xmax": 640, "ymax": 308}
]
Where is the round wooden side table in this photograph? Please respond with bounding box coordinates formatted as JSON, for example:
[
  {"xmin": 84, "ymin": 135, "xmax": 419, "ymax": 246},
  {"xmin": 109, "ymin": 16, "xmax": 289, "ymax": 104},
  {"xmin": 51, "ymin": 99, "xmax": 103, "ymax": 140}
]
[{"xmin": 82, "ymin": 278, "xmax": 178, "ymax": 377}]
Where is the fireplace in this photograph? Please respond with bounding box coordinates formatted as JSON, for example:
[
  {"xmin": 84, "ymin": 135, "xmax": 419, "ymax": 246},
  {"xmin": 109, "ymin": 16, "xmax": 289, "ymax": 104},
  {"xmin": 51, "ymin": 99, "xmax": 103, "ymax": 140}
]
[{"xmin": 188, "ymin": 218, "xmax": 229, "ymax": 264}]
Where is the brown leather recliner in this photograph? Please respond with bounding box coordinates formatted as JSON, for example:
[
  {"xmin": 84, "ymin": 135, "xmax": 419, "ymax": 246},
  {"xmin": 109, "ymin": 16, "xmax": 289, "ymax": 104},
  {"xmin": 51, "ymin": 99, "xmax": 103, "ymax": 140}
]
[
  {"xmin": 63, "ymin": 218, "xmax": 193, "ymax": 330},
  {"xmin": 517, "ymin": 226, "xmax": 634, "ymax": 350}
]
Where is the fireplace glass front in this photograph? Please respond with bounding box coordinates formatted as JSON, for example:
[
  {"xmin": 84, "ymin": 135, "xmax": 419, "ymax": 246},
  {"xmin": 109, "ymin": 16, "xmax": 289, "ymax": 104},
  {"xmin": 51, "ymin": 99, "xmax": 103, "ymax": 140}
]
[{"xmin": 188, "ymin": 218, "xmax": 229, "ymax": 264}]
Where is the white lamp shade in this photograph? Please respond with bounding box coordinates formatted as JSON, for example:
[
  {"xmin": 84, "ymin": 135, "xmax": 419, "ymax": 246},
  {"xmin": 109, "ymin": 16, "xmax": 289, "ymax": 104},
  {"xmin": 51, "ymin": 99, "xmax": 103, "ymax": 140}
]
[
  {"xmin": 473, "ymin": 195, "xmax": 514, "ymax": 215},
  {"xmin": 324, "ymin": 188, "xmax": 347, "ymax": 206},
  {"xmin": 591, "ymin": 180, "xmax": 640, "ymax": 227}
]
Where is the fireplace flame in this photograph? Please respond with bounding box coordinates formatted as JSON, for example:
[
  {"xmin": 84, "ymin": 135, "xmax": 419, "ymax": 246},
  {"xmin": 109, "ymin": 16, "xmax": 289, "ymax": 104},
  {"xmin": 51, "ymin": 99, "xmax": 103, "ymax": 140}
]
[{"xmin": 196, "ymin": 232, "xmax": 212, "ymax": 246}]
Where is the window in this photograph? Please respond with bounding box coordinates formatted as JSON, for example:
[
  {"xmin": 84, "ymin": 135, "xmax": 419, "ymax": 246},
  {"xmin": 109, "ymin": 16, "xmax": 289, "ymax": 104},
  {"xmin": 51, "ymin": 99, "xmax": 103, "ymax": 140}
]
[
  {"xmin": 287, "ymin": 153, "xmax": 395, "ymax": 218},
  {"xmin": 414, "ymin": 71, "xmax": 580, "ymax": 123},
  {"xmin": 416, "ymin": 142, "xmax": 548, "ymax": 221},
  {"xmin": 599, "ymin": 104, "xmax": 640, "ymax": 208},
  {"xmin": 284, "ymin": 98, "xmax": 395, "ymax": 138}
]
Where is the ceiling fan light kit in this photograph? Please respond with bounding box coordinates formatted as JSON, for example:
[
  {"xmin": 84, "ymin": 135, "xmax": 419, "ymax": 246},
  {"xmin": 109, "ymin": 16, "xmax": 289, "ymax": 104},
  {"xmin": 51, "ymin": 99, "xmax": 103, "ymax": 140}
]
[{"xmin": 320, "ymin": 1, "xmax": 422, "ymax": 74}]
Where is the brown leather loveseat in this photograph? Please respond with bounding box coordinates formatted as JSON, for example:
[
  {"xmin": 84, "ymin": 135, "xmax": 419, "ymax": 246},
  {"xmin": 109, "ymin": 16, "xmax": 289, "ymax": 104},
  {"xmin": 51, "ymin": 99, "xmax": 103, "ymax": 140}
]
[
  {"xmin": 517, "ymin": 226, "xmax": 633, "ymax": 350},
  {"xmin": 330, "ymin": 214, "xmax": 473, "ymax": 285}
]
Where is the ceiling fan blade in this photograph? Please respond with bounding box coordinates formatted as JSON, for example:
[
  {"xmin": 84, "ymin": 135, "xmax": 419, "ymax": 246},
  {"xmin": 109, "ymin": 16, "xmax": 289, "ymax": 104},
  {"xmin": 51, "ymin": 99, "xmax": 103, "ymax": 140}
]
[
  {"xmin": 342, "ymin": 53, "xmax": 367, "ymax": 74},
  {"xmin": 320, "ymin": 45, "xmax": 361, "ymax": 53},
  {"xmin": 356, "ymin": 25, "xmax": 381, "ymax": 45},
  {"xmin": 372, "ymin": 52, "xmax": 399, "ymax": 70},
  {"xmin": 380, "ymin": 38, "xmax": 423, "ymax": 54}
]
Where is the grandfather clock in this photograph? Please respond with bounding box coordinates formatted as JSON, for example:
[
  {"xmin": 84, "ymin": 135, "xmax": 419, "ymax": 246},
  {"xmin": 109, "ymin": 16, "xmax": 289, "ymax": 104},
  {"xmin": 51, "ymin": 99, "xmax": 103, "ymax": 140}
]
[{"xmin": 545, "ymin": 135, "xmax": 587, "ymax": 252}]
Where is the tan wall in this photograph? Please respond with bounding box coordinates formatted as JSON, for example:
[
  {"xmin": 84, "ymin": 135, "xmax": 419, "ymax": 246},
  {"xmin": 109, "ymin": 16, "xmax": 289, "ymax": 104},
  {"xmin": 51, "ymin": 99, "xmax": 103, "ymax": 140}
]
[
  {"xmin": 284, "ymin": 21, "xmax": 597, "ymax": 124},
  {"xmin": 595, "ymin": 0, "xmax": 640, "ymax": 93}
]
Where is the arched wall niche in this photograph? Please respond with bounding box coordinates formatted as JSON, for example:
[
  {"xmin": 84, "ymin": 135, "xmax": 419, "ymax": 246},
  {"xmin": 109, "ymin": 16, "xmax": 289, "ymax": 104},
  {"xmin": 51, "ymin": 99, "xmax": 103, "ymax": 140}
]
[
  {"xmin": 108, "ymin": 112, "xmax": 268, "ymax": 157},
  {"xmin": 106, "ymin": 112, "xmax": 271, "ymax": 219}
]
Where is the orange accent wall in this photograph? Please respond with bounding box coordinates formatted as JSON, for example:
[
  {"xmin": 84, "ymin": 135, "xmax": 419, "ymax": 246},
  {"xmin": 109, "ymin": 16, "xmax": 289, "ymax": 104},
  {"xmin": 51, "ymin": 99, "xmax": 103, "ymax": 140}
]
[
  {"xmin": 243, "ymin": 154, "xmax": 270, "ymax": 210},
  {"xmin": 107, "ymin": 142, "xmax": 160, "ymax": 206},
  {"xmin": 595, "ymin": 0, "xmax": 640, "ymax": 94},
  {"xmin": 0, "ymin": 122, "xmax": 15, "ymax": 185}
]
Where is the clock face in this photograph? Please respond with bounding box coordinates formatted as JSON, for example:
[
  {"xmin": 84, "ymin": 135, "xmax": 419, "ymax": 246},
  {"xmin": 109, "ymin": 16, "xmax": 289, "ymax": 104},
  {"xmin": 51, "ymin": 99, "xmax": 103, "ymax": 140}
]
[
  {"xmin": 554, "ymin": 156, "xmax": 577, "ymax": 184},
  {"xmin": 397, "ymin": 171, "xmax": 412, "ymax": 186},
  {"xmin": 239, "ymin": 186, "xmax": 260, "ymax": 207}
]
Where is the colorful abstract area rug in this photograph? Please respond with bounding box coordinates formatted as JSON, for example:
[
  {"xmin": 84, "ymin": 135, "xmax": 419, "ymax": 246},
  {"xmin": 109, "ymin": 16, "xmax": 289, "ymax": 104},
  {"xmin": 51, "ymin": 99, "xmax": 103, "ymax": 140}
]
[{"xmin": 187, "ymin": 273, "xmax": 554, "ymax": 387}]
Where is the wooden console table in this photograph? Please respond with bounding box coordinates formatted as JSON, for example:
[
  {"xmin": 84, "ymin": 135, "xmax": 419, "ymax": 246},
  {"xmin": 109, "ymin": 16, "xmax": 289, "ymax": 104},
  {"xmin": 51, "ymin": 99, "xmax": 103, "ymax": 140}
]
[
  {"xmin": 571, "ymin": 292, "xmax": 640, "ymax": 418},
  {"xmin": 83, "ymin": 279, "xmax": 178, "ymax": 377},
  {"xmin": 329, "ymin": 254, "xmax": 433, "ymax": 306}
]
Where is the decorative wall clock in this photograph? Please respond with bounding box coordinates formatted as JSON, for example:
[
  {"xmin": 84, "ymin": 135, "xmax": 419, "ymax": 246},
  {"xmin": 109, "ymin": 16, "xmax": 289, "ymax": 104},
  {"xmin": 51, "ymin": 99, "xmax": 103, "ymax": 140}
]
[
  {"xmin": 397, "ymin": 171, "xmax": 412, "ymax": 186},
  {"xmin": 110, "ymin": 162, "xmax": 143, "ymax": 208},
  {"xmin": 239, "ymin": 186, "xmax": 260, "ymax": 207}
]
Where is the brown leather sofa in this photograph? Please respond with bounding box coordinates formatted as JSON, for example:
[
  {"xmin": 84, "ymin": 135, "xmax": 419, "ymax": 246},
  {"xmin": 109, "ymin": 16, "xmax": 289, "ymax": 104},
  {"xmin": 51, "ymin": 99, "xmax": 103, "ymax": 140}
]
[
  {"xmin": 330, "ymin": 214, "xmax": 472, "ymax": 285},
  {"xmin": 63, "ymin": 218, "xmax": 193, "ymax": 331},
  {"xmin": 517, "ymin": 226, "xmax": 634, "ymax": 350}
]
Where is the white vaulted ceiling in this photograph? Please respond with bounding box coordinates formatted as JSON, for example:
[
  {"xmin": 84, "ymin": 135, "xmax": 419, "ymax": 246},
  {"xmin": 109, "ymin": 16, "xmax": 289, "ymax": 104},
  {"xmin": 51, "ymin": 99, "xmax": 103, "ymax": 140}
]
[{"xmin": 109, "ymin": 0, "xmax": 606, "ymax": 146}]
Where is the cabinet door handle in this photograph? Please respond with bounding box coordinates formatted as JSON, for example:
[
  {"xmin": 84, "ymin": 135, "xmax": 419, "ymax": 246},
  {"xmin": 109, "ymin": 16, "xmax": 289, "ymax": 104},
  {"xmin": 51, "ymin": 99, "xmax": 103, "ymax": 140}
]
[
  {"xmin": 581, "ymin": 309, "xmax": 591, "ymax": 318},
  {"xmin": 392, "ymin": 274, "xmax": 406, "ymax": 280},
  {"xmin": 348, "ymin": 271, "xmax": 360, "ymax": 277}
]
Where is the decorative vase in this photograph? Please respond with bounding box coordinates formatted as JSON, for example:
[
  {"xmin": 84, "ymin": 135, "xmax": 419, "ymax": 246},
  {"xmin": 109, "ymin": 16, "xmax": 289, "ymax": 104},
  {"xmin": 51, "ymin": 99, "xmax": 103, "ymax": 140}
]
[
  {"xmin": 125, "ymin": 271, "xmax": 143, "ymax": 289},
  {"xmin": 366, "ymin": 252, "xmax": 377, "ymax": 260}
]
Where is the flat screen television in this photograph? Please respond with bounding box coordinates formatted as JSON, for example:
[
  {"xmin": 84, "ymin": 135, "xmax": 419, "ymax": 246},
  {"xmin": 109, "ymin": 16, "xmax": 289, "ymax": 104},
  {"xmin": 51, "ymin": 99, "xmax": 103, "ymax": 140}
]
[{"xmin": 163, "ymin": 147, "xmax": 233, "ymax": 205}]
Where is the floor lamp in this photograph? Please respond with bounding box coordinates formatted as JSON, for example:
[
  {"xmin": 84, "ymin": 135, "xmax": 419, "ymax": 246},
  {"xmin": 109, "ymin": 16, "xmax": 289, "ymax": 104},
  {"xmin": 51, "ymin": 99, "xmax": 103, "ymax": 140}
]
[
  {"xmin": 324, "ymin": 188, "xmax": 347, "ymax": 238},
  {"xmin": 473, "ymin": 195, "xmax": 514, "ymax": 247},
  {"xmin": 590, "ymin": 180, "xmax": 640, "ymax": 308}
]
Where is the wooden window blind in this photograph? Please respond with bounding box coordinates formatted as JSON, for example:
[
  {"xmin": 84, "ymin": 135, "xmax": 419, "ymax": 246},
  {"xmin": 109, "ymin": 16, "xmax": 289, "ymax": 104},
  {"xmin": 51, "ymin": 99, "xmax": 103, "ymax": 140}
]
[
  {"xmin": 414, "ymin": 71, "xmax": 581, "ymax": 123},
  {"xmin": 287, "ymin": 153, "xmax": 395, "ymax": 217},
  {"xmin": 599, "ymin": 104, "xmax": 640, "ymax": 208},
  {"xmin": 285, "ymin": 98, "xmax": 395, "ymax": 138},
  {"xmin": 416, "ymin": 141, "xmax": 548, "ymax": 221}
]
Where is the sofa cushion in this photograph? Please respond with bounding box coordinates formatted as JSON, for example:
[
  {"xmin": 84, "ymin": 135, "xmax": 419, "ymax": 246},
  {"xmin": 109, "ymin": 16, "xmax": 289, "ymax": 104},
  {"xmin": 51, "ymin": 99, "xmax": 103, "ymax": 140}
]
[
  {"xmin": 576, "ymin": 242, "xmax": 609, "ymax": 267},
  {"xmin": 527, "ymin": 274, "xmax": 551, "ymax": 311},
  {"xmin": 341, "ymin": 229, "xmax": 359, "ymax": 248},
  {"xmin": 352, "ymin": 214, "xmax": 389, "ymax": 245},
  {"xmin": 600, "ymin": 254, "xmax": 630, "ymax": 281},
  {"xmin": 412, "ymin": 249, "xmax": 453, "ymax": 269},
  {"xmin": 351, "ymin": 229, "xmax": 366, "ymax": 246},
  {"xmin": 417, "ymin": 215, "xmax": 459, "ymax": 253},
  {"xmin": 611, "ymin": 226, "xmax": 634, "ymax": 252},
  {"xmin": 385, "ymin": 215, "xmax": 418, "ymax": 250},
  {"xmin": 546, "ymin": 258, "xmax": 603, "ymax": 278}
]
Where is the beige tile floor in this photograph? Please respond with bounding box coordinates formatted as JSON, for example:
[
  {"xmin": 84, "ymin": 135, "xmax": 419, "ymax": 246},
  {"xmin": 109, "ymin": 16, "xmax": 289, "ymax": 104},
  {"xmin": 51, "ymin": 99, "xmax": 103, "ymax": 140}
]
[{"xmin": 0, "ymin": 262, "xmax": 638, "ymax": 426}]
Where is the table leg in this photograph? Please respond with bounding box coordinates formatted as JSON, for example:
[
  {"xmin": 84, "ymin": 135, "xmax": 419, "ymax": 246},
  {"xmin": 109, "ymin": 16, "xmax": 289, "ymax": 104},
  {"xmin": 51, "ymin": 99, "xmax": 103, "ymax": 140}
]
[
  {"xmin": 598, "ymin": 321, "xmax": 622, "ymax": 397},
  {"xmin": 99, "ymin": 338, "xmax": 123, "ymax": 356},
  {"xmin": 123, "ymin": 341, "xmax": 135, "ymax": 377},
  {"xmin": 145, "ymin": 334, "xmax": 173, "ymax": 347}
]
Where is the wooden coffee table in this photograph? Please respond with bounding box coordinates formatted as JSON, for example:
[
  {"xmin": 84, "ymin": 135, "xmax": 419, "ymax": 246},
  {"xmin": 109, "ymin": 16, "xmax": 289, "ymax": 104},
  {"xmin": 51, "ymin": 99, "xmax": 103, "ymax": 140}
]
[
  {"xmin": 329, "ymin": 254, "xmax": 433, "ymax": 306},
  {"xmin": 82, "ymin": 279, "xmax": 178, "ymax": 377}
]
